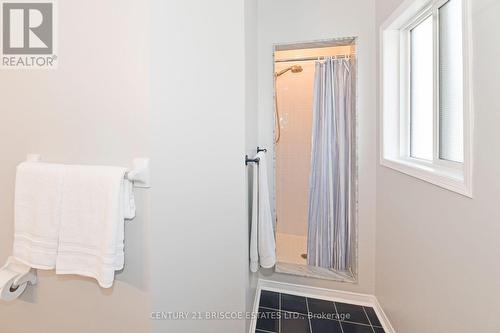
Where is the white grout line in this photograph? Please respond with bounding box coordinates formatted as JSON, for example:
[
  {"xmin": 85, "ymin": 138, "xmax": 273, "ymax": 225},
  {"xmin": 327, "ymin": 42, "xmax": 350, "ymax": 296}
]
[
  {"xmin": 333, "ymin": 302, "xmax": 345, "ymax": 333},
  {"xmin": 305, "ymin": 298, "xmax": 313, "ymax": 333},
  {"xmin": 363, "ymin": 306, "xmax": 376, "ymax": 333},
  {"xmin": 364, "ymin": 306, "xmax": 384, "ymax": 328},
  {"xmin": 342, "ymin": 321, "xmax": 375, "ymax": 328},
  {"xmin": 260, "ymin": 306, "xmax": 279, "ymax": 311}
]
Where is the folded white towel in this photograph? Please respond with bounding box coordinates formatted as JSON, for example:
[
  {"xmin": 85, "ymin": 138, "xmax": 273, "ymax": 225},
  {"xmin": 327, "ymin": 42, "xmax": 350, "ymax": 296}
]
[
  {"xmin": 249, "ymin": 151, "xmax": 276, "ymax": 272},
  {"xmin": 12, "ymin": 161, "xmax": 135, "ymax": 288},
  {"xmin": 55, "ymin": 165, "xmax": 130, "ymax": 288},
  {"xmin": 13, "ymin": 162, "xmax": 65, "ymax": 269}
]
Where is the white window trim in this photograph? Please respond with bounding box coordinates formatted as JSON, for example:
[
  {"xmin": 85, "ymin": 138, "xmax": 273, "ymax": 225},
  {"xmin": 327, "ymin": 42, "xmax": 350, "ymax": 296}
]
[{"xmin": 380, "ymin": 0, "xmax": 473, "ymax": 197}]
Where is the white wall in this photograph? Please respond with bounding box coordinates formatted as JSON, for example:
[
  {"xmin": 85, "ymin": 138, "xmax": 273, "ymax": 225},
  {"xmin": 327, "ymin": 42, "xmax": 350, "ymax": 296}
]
[
  {"xmin": 149, "ymin": 0, "xmax": 249, "ymax": 332},
  {"xmin": 1, "ymin": 0, "xmax": 252, "ymax": 332},
  {"xmin": 375, "ymin": 0, "xmax": 500, "ymax": 332},
  {"xmin": 256, "ymin": 0, "xmax": 377, "ymax": 294},
  {"xmin": 0, "ymin": 0, "xmax": 151, "ymax": 332}
]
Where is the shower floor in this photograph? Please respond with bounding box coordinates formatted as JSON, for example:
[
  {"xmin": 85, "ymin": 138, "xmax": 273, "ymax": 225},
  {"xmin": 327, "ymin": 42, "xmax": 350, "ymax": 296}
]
[
  {"xmin": 276, "ymin": 232, "xmax": 307, "ymax": 265},
  {"xmin": 256, "ymin": 290, "xmax": 385, "ymax": 333}
]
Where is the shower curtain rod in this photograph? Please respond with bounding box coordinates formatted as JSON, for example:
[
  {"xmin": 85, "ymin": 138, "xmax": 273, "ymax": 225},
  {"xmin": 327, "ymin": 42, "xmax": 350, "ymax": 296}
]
[{"xmin": 275, "ymin": 54, "xmax": 355, "ymax": 63}]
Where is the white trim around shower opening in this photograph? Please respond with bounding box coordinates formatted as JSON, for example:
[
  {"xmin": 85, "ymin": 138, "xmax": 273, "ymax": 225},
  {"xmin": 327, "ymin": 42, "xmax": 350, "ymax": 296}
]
[{"xmin": 272, "ymin": 36, "xmax": 360, "ymax": 284}]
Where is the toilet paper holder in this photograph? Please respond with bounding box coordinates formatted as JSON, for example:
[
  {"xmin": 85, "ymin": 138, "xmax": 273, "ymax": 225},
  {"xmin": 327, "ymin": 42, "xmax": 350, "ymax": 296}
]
[{"xmin": 0, "ymin": 256, "xmax": 37, "ymax": 301}]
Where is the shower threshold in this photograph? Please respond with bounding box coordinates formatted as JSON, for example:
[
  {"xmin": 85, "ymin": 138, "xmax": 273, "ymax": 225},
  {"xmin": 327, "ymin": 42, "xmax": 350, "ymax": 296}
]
[{"xmin": 275, "ymin": 262, "xmax": 356, "ymax": 283}]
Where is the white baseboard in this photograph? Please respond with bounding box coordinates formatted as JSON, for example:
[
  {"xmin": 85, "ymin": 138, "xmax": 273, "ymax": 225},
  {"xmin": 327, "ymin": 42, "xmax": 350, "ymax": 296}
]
[
  {"xmin": 249, "ymin": 279, "xmax": 396, "ymax": 333},
  {"xmin": 371, "ymin": 296, "xmax": 396, "ymax": 333}
]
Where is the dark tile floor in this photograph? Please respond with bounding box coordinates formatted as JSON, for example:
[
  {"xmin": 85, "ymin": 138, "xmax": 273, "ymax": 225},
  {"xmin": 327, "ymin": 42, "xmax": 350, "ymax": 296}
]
[{"xmin": 256, "ymin": 290, "xmax": 385, "ymax": 333}]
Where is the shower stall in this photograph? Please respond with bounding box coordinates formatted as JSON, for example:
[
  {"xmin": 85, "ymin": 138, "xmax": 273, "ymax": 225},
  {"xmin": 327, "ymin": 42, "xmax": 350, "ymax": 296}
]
[{"xmin": 273, "ymin": 38, "xmax": 358, "ymax": 281}]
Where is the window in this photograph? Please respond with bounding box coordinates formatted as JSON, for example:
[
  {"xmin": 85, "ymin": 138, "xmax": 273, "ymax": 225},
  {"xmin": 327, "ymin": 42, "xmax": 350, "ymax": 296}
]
[
  {"xmin": 439, "ymin": 0, "xmax": 464, "ymax": 163},
  {"xmin": 410, "ymin": 15, "xmax": 434, "ymax": 161},
  {"xmin": 381, "ymin": 0, "xmax": 472, "ymax": 196}
]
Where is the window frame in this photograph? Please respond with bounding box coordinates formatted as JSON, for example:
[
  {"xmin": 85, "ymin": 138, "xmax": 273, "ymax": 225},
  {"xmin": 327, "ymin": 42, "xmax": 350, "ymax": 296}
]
[{"xmin": 380, "ymin": 0, "xmax": 473, "ymax": 197}]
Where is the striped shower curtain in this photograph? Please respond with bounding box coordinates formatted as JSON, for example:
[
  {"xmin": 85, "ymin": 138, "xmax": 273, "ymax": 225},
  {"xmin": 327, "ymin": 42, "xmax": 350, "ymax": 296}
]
[{"xmin": 307, "ymin": 58, "xmax": 355, "ymax": 271}]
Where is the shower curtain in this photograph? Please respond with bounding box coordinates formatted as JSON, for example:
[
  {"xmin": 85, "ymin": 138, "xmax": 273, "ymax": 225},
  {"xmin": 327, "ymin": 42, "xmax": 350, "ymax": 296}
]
[{"xmin": 307, "ymin": 58, "xmax": 355, "ymax": 271}]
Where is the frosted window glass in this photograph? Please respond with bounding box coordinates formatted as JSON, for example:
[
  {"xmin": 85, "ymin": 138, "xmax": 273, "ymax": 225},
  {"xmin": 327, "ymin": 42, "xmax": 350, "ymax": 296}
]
[
  {"xmin": 439, "ymin": 0, "xmax": 463, "ymax": 162},
  {"xmin": 410, "ymin": 16, "xmax": 434, "ymax": 160}
]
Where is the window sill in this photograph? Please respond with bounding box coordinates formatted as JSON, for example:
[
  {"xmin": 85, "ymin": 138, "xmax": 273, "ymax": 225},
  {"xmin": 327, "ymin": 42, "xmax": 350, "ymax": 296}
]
[{"xmin": 380, "ymin": 157, "xmax": 472, "ymax": 197}]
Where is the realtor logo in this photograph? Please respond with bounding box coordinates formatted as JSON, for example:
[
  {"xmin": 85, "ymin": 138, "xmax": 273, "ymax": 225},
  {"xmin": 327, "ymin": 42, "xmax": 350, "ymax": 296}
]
[{"xmin": 1, "ymin": 1, "xmax": 57, "ymax": 68}]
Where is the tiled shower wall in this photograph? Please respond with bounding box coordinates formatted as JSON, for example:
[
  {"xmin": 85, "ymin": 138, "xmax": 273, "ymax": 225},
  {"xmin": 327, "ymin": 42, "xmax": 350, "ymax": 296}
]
[{"xmin": 275, "ymin": 61, "xmax": 315, "ymax": 239}]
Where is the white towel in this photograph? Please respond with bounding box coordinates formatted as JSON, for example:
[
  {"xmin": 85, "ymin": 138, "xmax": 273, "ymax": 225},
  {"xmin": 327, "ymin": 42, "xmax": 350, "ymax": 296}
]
[
  {"xmin": 55, "ymin": 165, "xmax": 131, "ymax": 288},
  {"xmin": 12, "ymin": 161, "xmax": 135, "ymax": 288},
  {"xmin": 249, "ymin": 151, "xmax": 276, "ymax": 272},
  {"xmin": 13, "ymin": 162, "xmax": 65, "ymax": 269},
  {"xmin": 122, "ymin": 179, "xmax": 136, "ymax": 220}
]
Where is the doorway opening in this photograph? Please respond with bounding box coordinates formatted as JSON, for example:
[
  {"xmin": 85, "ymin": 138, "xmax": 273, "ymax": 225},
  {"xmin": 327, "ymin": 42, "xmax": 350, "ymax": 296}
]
[{"xmin": 273, "ymin": 38, "xmax": 358, "ymax": 282}]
